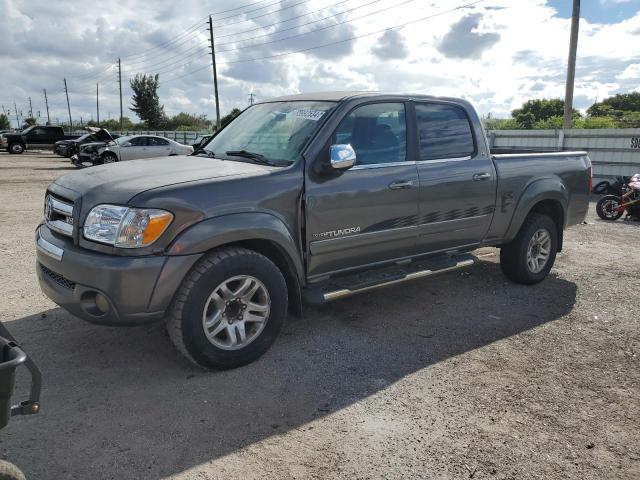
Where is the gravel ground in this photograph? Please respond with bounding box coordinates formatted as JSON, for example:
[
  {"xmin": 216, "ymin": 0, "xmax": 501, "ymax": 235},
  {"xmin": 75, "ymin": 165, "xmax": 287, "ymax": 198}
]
[{"xmin": 0, "ymin": 151, "xmax": 638, "ymax": 480}]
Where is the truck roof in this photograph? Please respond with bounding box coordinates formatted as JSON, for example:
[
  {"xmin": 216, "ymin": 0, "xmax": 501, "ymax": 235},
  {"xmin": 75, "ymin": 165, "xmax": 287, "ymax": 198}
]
[{"xmin": 262, "ymin": 91, "xmax": 473, "ymax": 107}]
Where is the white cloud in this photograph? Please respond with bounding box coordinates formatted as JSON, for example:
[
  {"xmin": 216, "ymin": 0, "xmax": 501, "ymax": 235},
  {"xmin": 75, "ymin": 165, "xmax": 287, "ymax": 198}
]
[
  {"xmin": 1, "ymin": 0, "xmax": 639, "ymax": 124},
  {"xmin": 618, "ymin": 63, "xmax": 640, "ymax": 80}
]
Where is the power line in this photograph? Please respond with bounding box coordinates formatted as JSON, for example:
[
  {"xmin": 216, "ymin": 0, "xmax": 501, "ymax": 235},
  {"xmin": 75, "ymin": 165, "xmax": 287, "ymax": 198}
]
[
  {"xmin": 215, "ymin": 0, "xmax": 380, "ymax": 42},
  {"xmin": 211, "ymin": 0, "xmax": 313, "ymax": 31},
  {"xmin": 217, "ymin": 0, "xmax": 422, "ymax": 54},
  {"xmin": 120, "ymin": 0, "xmax": 288, "ymax": 61},
  {"xmin": 123, "ymin": 34, "xmax": 208, "ymax": 67},
  {"xmin": 219, "ymin": 0, "xmax": 485, "ymax": 65},
  {"xmin": 160, "ymin": 0, "xmax": 485, "ymax": 83}
]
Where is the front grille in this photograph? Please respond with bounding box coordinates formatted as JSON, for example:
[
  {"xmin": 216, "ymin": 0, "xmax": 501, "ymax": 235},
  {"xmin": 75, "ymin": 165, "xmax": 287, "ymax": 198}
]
[
  {"xmin": 40, "ymin": 264, "xmax": 76, "ymax": 290},
  {"xmin": 45, "ymin": 193, "xmax": 74, "ymax": 237}
]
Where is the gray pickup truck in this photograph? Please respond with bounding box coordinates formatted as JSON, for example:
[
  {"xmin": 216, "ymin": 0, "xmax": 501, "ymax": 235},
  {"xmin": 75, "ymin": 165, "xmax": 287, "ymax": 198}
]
[{"xmin": 36, "ymin": 92, "xmax": 591, "ymax": 369}]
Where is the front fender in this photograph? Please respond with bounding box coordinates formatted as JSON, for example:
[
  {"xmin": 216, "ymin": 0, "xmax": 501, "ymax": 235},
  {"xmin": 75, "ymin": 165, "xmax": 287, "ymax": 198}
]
[
  {"xmin": 504, "ymin": 177, "xmax": 568, "ymax": 243},
  {"xmin": 167, "ymin": 212, "xmax": 304, "ymax": 281}
]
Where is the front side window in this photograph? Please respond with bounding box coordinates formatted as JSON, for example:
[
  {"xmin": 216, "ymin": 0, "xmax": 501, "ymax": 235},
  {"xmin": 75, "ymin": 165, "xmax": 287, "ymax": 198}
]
[
  {"xmin": 128, "ymin": 137, "xmax": 147, "ymax": 147},
  {"xmin": 415, "ymin": 103, "xmax": 475, "ymax": 160},
  {"xmin": 333, "ymin": 103, "xmax": 406, "ymax": 166},
  {"xmin": 148, "ymin": 137, "xmax": 169, "ymax": 146},
  {"xmin": 204, "ymin": 101, "xmax": 335, "ymax": 164}
]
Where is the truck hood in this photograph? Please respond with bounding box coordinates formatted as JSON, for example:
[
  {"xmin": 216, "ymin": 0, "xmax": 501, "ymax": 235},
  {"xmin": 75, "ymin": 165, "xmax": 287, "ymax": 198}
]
[{"xmin": 50, "ymin": 155, "xmax": 272, "ymax": 206}]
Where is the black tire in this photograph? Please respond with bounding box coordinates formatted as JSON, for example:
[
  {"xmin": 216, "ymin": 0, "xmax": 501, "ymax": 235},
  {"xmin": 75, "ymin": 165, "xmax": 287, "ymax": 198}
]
[
  {"xmin": 0, "ymin": 460, "xmax": 26, "ymax": 480},
  {"xmin": 592, "ymin": 180, "xmax": 610, "ymax": 195},
  {"xmin": 596, "ymin": 195, "xmax": 623, "ymax": 221},
  {"xmin": 99, "ymin": 152, "xmax": 118, "ymax": 165},
  {"xmin": 500, "ymin": 213, "xmax": 558, "ymax": 285},
  {"xmin": 8, "ymin": 143, "xmax": 24, "ymax": 154},
  {"xmin": 166, "ymin": 247, "xmax": 288, "ymax": 369}
]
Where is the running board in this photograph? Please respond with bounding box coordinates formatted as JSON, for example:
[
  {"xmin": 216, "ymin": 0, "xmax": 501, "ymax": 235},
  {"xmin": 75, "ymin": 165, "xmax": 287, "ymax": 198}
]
[{"xmin": 304, "ymin": 254, "xmax": 476, "ymax": 304}]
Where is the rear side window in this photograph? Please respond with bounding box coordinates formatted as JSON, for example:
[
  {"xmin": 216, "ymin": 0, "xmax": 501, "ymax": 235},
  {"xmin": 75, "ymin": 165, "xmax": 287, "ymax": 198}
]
[
  {"xmin": 415, "ymin": 103, "xmax": 475, "ymax": 160},
  {"xmin": 333, "ymin": 103, "xmax": 407, "ymax": 165}
]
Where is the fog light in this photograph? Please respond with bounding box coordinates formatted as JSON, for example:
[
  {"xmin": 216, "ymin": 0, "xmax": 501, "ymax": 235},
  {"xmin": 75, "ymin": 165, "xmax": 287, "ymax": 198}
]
[{"xmin": 95, "ymin": 293, "xmax": 110, "ymax": 314}]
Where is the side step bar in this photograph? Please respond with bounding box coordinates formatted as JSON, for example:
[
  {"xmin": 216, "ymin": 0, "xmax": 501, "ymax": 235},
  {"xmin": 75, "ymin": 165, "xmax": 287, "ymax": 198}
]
[{"xmin": 304, "ymin": 254, "xmax": 476, "ymax": 304}]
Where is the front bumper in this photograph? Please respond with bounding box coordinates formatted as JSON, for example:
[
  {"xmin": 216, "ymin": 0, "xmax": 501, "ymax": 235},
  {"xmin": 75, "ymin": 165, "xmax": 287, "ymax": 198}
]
[{"xmin": 35, "ymin": 224, "xmax": 201, "ymax": 325}]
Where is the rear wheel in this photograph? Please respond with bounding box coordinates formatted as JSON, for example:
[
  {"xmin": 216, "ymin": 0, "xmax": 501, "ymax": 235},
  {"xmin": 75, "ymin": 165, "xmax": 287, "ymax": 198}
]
[
  {"xmin": 8, "ymin": 143, "xmax": 24, "ymax": 154},
  {"xmin": 166, "ymin": 247, "xmax": 287, "ymax": 369},
  {"xmin": 500, "ymin": 213, "xmax": 558, "ymax": 285},
  {"xmin": 596, "ymin": 195, "xmax": 623, "ymax": 221}
]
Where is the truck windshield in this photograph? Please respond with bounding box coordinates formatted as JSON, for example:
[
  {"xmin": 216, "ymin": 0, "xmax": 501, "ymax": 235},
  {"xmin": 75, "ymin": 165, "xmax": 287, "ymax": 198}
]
[{"xmin": 203, "ymin": 101, "xmax": 335, "ymax": 165}]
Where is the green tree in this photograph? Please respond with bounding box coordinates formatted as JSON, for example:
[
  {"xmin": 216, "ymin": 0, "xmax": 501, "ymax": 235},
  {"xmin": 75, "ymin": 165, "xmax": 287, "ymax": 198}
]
[
  {"xmin": 221, "ymin": 108, "xmax": 242, "ymax": 128},
  {"xmin": 511, "ymin": 99, "xmax": 580, "ymax": 128},
  {"xmin": 23, "ymin": 117, "xmax": 37, "ymax": 127},
  {"xmin": 0, "ymin": 113, "xmax": 10, "ymax": 130},
  {"xmin": 483, "ymin": 117, "xmax": 519, "ymax": 130},
  {"xmin": 129, "ymin": 73, "xmax": 165, "ymax": 128},
  {"xmin": 88, "ymin": 117, "xmax": 136, "ymax": 131},
  {"xmin": 587, "ymin": 92, "xmax": 640, "ymax": 117},
  {"xmin": 165, "ymin": 112, "xmax": 212, "ymax": 131}
]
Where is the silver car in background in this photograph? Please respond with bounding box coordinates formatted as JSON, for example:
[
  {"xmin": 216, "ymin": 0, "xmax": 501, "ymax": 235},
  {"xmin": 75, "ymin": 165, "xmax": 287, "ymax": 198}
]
[{"xmin": 74, "ymin": 134, "xmax": 194, "ymax": 166}]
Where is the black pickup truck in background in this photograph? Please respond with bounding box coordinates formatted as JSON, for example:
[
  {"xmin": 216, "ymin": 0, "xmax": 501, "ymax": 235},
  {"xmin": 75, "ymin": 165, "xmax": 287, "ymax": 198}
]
[{"xmin": 2, "ymin": 125, "xmax": 77, "ymax": 154}]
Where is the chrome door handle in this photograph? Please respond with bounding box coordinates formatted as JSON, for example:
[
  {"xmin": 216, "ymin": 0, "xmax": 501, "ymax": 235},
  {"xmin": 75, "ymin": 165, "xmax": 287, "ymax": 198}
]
[
  {"xmin": 388, "ymin": 180, "xmax": 414, "ymax": 190},
  {"xmin": 472, "ymin": 173, "xmax": 491, "ymax": 181}
]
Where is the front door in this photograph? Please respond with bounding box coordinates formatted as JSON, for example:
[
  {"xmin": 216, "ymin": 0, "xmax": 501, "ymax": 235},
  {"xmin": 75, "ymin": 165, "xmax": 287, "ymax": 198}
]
[
  {"xmin": 412, "ymin": 101, "xmax": 496, "ymax": 254},
  {"xmin": 147, "ymin": 136, "xmax": 173, "ymax": 157},
  {"xmin": 120, "ymin": 136, "xmax": 149, "ymax": 160},
  {"xmin": 305, "ymin": 102, "xmax": 419, "ymax": 279}
]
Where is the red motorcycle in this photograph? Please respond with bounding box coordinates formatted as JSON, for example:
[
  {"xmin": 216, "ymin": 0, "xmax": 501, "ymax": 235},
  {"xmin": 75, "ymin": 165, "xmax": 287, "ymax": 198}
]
[{"xmin": 596, "ymin": 173, "xmax": 640, "ymax": 221}]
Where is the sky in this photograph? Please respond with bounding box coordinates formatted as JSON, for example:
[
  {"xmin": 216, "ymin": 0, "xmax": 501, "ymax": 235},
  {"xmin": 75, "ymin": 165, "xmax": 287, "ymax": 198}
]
[{"xmin": 0, "ymin": 0, "xmax": 639, "ymax": 128}]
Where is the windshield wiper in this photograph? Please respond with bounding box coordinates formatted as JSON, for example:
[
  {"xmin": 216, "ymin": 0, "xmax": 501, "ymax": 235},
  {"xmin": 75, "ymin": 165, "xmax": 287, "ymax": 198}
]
[
  {"xmin": 191, "ymin": 148, "xmax": 215, "ymax": 158},
  {"xmin": 225, "ymin": 150, "xmax": 287, "ymax": 166}
]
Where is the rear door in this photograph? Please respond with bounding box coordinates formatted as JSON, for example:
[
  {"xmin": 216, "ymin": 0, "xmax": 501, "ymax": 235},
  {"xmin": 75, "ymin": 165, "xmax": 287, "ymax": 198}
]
[
  {"xmin": 413, "ymin": 101, "xmax": 496, "ymax": 253},
  {"xmin": 304, "ymin": 102, "xmax": 419, "ymax": 278}
]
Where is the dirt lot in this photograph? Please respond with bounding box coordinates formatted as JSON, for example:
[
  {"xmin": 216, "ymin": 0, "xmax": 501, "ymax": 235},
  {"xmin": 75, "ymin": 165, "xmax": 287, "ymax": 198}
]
[{"xmin": 0, "ymin": 151, "xmax": 638, "ymax": 480}]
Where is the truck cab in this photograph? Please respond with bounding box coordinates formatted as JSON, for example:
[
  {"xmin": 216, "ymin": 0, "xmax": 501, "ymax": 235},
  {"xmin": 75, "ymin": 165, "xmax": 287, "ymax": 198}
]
[{"xmin": 35, "ymin": 92, "xmax": 591, "ymax": 369}]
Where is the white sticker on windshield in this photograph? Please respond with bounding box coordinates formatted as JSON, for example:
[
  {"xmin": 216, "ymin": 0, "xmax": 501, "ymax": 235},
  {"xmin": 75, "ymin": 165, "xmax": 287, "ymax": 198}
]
[{"xmin": 292, "ymin": 109, "xmax": 325, "ymax": 121}]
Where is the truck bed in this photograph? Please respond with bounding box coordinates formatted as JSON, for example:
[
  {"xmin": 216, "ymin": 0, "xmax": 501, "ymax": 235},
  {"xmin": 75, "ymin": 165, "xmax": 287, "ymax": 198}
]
[{"xmin": 483, "ymin": 150, "xmax": 591, "ymax": 245}]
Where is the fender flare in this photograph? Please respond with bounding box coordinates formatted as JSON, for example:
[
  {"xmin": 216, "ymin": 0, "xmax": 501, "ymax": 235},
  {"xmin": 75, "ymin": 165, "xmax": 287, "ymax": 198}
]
[
  {"xmin": 503, "ymin": 177, "xmax": 568, "ymax": 243},
  {"xmin": 167, "ymin": 212, "xmax": 305, "ymax": 283}
]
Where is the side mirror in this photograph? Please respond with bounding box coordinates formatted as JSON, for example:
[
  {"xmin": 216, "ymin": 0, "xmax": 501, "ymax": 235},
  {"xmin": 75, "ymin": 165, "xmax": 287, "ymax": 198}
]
[
  {"xmin": 122, "ymin": 142, "xmax": 131, "ymax": 147},
  {"xmin": 329, "ymin": 144, "xmax": 356, "ymax": 170}
]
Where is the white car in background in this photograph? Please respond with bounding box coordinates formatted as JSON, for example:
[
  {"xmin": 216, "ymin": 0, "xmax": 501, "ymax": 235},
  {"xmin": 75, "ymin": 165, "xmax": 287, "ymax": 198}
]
[{"xmin": 75, "ymin": 134, "xmax": 194, "ymax": 166}]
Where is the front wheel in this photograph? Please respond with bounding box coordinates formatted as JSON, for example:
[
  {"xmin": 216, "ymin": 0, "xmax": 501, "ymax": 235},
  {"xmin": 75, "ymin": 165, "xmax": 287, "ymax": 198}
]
[
  {"xmin": 98, "ymin": 152, "xmax": 118, "ymax": 165},
  {"xmin": 0, "ymin": 460, "xmax": 26, "ymax": 480},
  {"xmin": 8, "ymin": 143, "xmax": 24, "ymax": 154},
  {"xmin": 500, "ymin": 213, "xmax": 558, "ymax": 285},
  {"xmin": 596, "ymin": 195, "xmax": 623, "ymax": 221},
  {"xmin": 166, "ymin": 247, "xmax": 288, "ymax": 369}
]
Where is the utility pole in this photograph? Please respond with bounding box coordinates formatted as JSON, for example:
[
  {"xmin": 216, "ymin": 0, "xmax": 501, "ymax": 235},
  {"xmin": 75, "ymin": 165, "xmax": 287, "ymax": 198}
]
[
  {"xmin": 96, "ymin": 83, "xmax": 100, "ymax": 126},
  {"xmin": 208, "ymin": 16, "xmax": 221, "ymax": 130},
  {"xmin": 63, "ymin": 78, "xmax": 73, "ymax": 132},
  {"xmin": 28, "ymin": 96, "xmax": 33, "ymax": 118},
  {"xmin": 13, "ymin": 101, "xmax": 20, "ymax": 128},
  {"xmin": 118, "ymin": 58, "xmax": 124, "ymax": 131},
  {"xmin": 248, "ymin": 93, "xmax": 256, "ymax": 105},
  {"xmin": 43, "ymin": 89, "xmax": 50, "ymax": 125},
  {"xmin": 563, "ymin": 0, "xmax": 580, "ymax": 130}
]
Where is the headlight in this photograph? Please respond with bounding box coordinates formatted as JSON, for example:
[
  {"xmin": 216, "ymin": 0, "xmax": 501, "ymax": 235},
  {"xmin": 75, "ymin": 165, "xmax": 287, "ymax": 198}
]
[{"xmin": 83, "ymin": 205, "xmax": 173, "ymax": 248}]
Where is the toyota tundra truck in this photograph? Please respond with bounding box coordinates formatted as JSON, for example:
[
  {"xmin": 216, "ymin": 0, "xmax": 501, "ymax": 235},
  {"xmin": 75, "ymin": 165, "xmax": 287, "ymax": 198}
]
[{"xmin": 35, "ymin": 92, "xmax": 591, "ymax": 369}]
